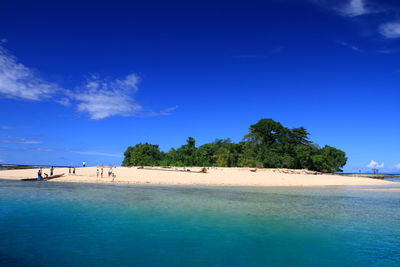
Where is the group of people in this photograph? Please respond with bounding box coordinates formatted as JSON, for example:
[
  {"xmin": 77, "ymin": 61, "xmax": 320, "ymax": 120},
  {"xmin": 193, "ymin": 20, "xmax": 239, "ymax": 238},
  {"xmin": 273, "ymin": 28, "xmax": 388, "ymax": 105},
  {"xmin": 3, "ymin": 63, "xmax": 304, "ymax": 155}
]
[
  {"xmin": 36, "ymin": 164, "xmax": 115, "ymax": 181},
  {"xmin": 68, "ymin": 167, "xmax": 76, "ymax": 175},
  {"xmin": 96, "ymin": 167, "xmax": 115, "ymax": 178},
  {"xmin": 37, "ymin": 166, "xmax": 54, "ymax": 181}
]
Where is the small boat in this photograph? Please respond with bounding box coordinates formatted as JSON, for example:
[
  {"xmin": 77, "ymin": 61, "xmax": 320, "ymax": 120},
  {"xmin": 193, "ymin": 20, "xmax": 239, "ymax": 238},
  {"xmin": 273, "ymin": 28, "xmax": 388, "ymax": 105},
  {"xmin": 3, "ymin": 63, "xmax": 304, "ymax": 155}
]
[{"xmin": 21, "ymin": 174, "xmax": 65, "ymax": 181}]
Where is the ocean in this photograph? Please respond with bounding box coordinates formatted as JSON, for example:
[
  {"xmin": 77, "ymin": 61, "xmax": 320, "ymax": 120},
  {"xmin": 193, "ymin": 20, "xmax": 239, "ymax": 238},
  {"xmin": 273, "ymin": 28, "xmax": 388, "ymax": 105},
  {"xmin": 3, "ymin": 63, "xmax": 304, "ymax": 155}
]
[{"xmin": 0, "ymin": 180, "xmax": 399, "ymax": 267}]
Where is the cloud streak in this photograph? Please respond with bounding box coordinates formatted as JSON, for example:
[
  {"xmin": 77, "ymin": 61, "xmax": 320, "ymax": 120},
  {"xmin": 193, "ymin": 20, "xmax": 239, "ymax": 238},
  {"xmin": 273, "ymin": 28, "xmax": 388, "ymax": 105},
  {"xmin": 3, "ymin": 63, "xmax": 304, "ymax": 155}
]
[
  {"xmin": 140, "ymin": 105, "xmax": 179, "ymax": 117},
  {"xmin": 0, "ymin": 126, "xmax": 14, "ymax": 130},
  {"xmin": 0, "ymin": 137, "xmax": 41, "ymax": 144},
  {"xmin": 336, "ymin": 41, "xmax": 363, "ymax": 52},
  {"xmin": 377, "ymin": 49, "xmax": 398, "ymax": 54}
]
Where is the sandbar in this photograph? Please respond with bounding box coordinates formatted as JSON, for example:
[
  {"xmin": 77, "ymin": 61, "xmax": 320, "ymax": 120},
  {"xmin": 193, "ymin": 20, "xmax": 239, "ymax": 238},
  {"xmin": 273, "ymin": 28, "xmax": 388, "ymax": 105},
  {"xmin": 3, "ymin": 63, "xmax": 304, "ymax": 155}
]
[{"xmin": 1, "ymin": 167, "xmax": 399, "ymax": 187}]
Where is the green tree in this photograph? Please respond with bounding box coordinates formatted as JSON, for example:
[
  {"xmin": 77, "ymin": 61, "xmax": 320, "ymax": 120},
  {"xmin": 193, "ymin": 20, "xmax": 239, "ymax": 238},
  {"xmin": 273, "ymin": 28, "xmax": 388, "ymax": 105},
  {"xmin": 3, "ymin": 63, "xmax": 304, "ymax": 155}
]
[
  {"xmin": 196, "ymin": 143, "xmax": 218, "ymax": 166},
  {"xmin": 311, "ymin": 145, "xmax": 347, "ymax": 173},
  {"xmin": 289, "ymin": 127, "xmax": 311, "ymax": 146},
  {"xmin": 293, "ymin": 144, "xmax": 314, "ymax": 169},
  {"xmin": 168, "ymin": 137, "xmax": 198, "ymax": 166},
  {"xmin": 244, "ymin": 119, "xmax": 289, "ymax": 167},
  {"xmin": 122, "ymin": 143, "xmax": 163, "ymax": 166}
]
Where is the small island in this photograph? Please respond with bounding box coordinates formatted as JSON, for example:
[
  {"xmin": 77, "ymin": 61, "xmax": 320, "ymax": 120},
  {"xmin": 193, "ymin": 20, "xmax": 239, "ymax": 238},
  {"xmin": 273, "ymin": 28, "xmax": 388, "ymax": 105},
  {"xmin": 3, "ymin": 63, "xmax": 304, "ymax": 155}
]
[
  {"xmin": 123, "ymin": 118, "xmax": 347, "ymax": 173},
  {"xmin": 1, "ymin": 119, "xmax": 398, "ymax": 187}
]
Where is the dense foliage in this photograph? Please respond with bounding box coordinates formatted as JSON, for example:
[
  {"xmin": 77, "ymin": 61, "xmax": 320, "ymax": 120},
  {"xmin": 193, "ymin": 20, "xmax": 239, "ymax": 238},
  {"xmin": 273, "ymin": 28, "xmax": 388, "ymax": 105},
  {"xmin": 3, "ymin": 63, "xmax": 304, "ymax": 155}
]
[{"xmin": 122, "ymin": 119, "xmax": 347, "ymax": 173}]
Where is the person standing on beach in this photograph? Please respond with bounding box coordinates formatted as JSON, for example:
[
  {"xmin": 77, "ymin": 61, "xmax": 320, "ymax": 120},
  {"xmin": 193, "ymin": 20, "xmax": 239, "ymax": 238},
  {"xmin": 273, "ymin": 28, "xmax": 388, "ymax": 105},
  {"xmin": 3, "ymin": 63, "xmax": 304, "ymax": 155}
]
[
  {"xmin": 108, "ymin": 168, "xmax": 112, "ymax": 177},
  {"xmin": 101, "ymin": 167, "xmax": 103, "ymax": 178},
  {"xmin": 50, "ymin": 166, "xmax": 54, "ymax": 176},
  {"xmin": 37, "ymin": 168, "xmax": 43, "ymax": 181},
  {"xmin": 96, "ymin": 168, "xmax": 99, "ymax": 178},
  {"xmin": 73, "ymin": 167, "xmax": 76, "ymax": 175}
]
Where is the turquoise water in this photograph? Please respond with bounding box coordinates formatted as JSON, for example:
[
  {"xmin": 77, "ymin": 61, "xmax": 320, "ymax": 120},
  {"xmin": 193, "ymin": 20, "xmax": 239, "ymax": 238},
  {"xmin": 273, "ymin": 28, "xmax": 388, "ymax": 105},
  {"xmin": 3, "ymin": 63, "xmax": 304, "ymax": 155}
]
[{"xmin": 0, "ymin": 181, "xmax": 399, "ymax": 267}]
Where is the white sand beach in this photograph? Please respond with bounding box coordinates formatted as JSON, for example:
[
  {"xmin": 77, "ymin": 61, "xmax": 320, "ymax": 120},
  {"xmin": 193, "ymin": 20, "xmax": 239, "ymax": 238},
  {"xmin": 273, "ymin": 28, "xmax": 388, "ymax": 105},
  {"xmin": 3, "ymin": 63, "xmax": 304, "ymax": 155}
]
[{"xmin": 1, "ymin": 166, "xmax": 398, "ymax": 187}]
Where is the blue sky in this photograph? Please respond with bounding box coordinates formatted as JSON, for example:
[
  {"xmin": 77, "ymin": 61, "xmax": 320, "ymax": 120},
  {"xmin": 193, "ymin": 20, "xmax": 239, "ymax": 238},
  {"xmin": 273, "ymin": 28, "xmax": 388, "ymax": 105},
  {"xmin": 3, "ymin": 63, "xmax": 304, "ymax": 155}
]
[{"xmin": 0, "ymin": 0, "xmax": 399, "ymax": 172}]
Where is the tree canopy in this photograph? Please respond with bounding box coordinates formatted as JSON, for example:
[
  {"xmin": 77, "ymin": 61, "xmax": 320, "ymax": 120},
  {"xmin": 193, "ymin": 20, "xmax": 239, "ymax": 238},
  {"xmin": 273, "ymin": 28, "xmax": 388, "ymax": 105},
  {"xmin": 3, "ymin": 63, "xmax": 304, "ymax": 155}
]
[{"xmin": 122, "ymin": 118, "xmax": 347, "ymax": 173}]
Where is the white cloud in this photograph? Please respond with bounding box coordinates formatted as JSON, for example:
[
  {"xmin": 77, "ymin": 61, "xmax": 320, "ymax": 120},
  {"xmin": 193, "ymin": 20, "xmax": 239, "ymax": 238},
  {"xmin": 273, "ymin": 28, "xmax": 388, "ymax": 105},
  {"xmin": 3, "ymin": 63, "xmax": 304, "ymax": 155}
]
[
  {"xmin": 336, "ymin": 41, "xmax": 363, "ymax": 52},
  {"xmin": 72, "ymin": 74, "xmax": 142, "ymax": 119},
  {"xmin": 339, "ymin": 0, "xmax": 369, "ymax": 17},
  {"xmin": 0, "ymin": 46, "xmax": 62, "ymax": 101},
  {"xmin": 55, "ymin": 97, "xmax": 71, "ymax": 106},
  {"xmin": 379, "ymin": 22, "xmax": 400, "ymax": 39},
  {"xmin": 312, "ymin": 0, "xmax": 379, "ymax": 17},
  {"xmin": 0, "ymin": 45, "xmax": 176, "ymax": 119},
  {"xmin": 0, "ymin": 137, "xmax": 41, "ymax": 144},
  {"xmin": 394, "ymin": 163, "xmax": 400, "ymax": 170},
  {"xmin": 367, "ymin": 160, "xmax": 384, "ymax": 169}
]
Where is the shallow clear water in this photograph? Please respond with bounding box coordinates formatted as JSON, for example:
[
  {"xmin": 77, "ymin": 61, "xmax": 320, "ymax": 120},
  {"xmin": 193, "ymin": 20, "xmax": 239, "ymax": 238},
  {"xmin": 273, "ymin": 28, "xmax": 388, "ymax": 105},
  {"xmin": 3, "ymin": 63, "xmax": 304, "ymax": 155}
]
[{"xmin": 0, "ymin": 181, "xmax": 399, "ymax": 267}]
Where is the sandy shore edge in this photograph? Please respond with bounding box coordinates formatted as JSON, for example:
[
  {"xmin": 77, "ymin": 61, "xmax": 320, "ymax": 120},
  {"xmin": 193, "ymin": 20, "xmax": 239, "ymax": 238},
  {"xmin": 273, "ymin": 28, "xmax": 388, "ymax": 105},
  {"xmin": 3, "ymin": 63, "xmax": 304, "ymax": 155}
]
[{"xmin": 1, "ymin": 166, "xmax": 399, "ymax": 187}]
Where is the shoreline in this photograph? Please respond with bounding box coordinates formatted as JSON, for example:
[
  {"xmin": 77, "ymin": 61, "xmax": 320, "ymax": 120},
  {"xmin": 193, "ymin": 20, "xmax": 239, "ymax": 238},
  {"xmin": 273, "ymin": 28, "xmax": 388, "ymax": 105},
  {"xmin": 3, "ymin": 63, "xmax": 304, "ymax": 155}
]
[
  {"xmin": 1, "ymin": 166, "xmax": 399, "ymax": 188},
  {"xmin": 2, "ymin": 179, "xmax": 399, "ymax": 191}
]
